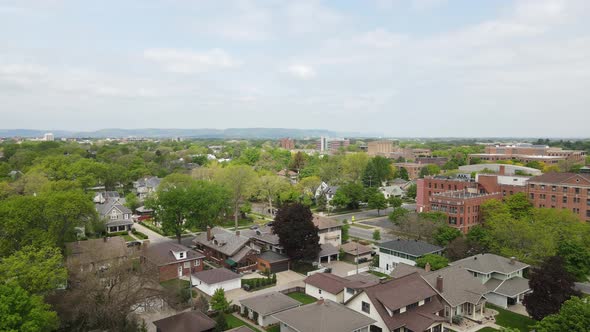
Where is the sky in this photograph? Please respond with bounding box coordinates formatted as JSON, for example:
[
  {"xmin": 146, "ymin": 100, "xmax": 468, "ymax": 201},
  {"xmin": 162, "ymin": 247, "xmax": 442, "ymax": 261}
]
[{"xmin": 1, "ymin": 0, "xmax": 590, "ymax": 137}]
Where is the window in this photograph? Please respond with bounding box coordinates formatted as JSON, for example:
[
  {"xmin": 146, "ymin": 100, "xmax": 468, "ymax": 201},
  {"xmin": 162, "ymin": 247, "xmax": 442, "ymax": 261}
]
[
  {"xmin": 407, "ymin": 302, "xmax": 419, "ymax": 310},
  {"xmin": 362, "ymin": 301, "xmax": 371, "ymax": 314},
  {"xmin": 563, "ymin": 196, "xmax": 568, "ymax": 204},
  {"xmin": 530, "ymin": 193, "xmax": 535, "ymax": 199},
  {"xmin": 194, "ymin": 260, "xmax": 200, "ymax": 266},
  {"xmin": 530, "ymin": 184, "xmax": 535, "ymax": 189},
  {"xmin": 564, "ymin": 187, "xmax": 568, "ymax": 193},
  {"xmin": 179, "ymin": 252, "xmax": 184, "ymax": 259},
  {"xmin": 318, "ymin": 289, "xmax": 322, "ymax": 294},
  {"xmin": 575, "ymin": 188, "xmax": 580, "ymax": 194},
  {"xmin": 552, "ymin": 186, "xmax": 556, "ymax": 191}
]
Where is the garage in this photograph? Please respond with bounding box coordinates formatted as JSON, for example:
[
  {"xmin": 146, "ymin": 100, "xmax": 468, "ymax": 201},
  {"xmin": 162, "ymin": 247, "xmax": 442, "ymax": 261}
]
[{"xmin": 257, "ymin": 251, "xmax": 290, "ymax": 274}]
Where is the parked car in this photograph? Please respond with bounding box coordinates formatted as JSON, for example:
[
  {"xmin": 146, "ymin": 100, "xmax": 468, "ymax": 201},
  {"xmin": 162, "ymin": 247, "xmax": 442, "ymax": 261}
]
[
  {"xmin": 250, "ymin": 225, "xmax": 259, "ymax": 230},
  {"xmin": 127, "ymin": 241, "xmax": 142, "ymax": 248}
]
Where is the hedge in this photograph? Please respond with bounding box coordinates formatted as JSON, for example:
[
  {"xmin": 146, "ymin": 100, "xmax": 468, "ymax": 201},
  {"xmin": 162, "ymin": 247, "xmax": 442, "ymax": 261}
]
[
  {"xmin": 132, "ymin": 229, "xmax": 148, "ymax": 240},
  {"xmin": 241, "ymin": 277, "xmax": 276, "ymax": 291},
  {"xmin": 139, "ymin": 221, "xmax": 167, "ymax": 235},
  {"xmin": 107, "ymin": 231, "xmax": 129, "ymax": 237}
]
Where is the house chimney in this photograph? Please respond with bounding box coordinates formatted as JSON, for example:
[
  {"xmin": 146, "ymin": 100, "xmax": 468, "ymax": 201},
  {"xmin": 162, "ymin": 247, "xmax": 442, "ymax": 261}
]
[
  {"xmin": 425, "ymin": 262, "xmax": 431, "ymax": 272},
  {"xmin": 510, "ymin": 257, "xmax": 516, "ymax": 265},
  {"xmin": 317, "ymin": 298, "xmax": 325, "ymax": 305},
  {"xmin": 207, "ymin": 226, "xmax": 212, "ymax": 241},
  {"xmin": 436, "ymin": 275, "xmax": 443, "ymax": 292}
]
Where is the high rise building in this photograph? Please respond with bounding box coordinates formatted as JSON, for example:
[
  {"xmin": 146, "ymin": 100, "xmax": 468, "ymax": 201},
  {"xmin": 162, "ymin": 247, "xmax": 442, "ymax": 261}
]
[
  {"xmin": 280, "ymin": 138, "xmax": 295, "ymax": 150},
  {"xmin": 43, "ymin": 133, "xmax": 54, "ymax": 141}
]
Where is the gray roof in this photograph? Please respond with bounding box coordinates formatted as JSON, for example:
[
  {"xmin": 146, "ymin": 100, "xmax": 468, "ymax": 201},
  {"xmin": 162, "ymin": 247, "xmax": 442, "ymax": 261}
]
[
  {"xmin": 192, "ymin": 268, "xmax": 241, "ymax": 285},
  {"xmin": 134, "ymin": 176, "xmax": 162, "ymax": 188},
  {"xmin": 258, "ymin": 251, "xmax": 289, "ymax": 263},
  {"xmin": 240, "ymin": 292, "xmax": 300, "ymax": 316},
  {"xmin": 142, "ymin": 241, "xmax": 204, "ymax": 267},
  {"xmin": 152, "ymin": 311, "xmax": 216, "ymax": 332},
  {"xmin": 575, "ymin": 282, "xmax": 590, "ymax": 295},
  {"xmin": 318, "ymin": 243, "xmax": 339, "ymax": 258},
  {"xmin": 105, "ymin": 219, "xmax": 134, "ymax": 227},
  {"xmin": 243, "ymin": 226, "xmax": 281, "ymax": 245},
  {"xmin": 273, "ymin": 299, "xmax": 375, "ymax": 332},
  {"xmin": 193, "ymin": 227, "xmax": 252, "ymax": 256},
  {"xmin": 390, "ymin": 263, "xmax": 429, "ymax": 278},
  {"xmin": 451, "ymin": 254, "xmax": 529, "ymax": 275},
  {"xmin": 423, "ymin": 266, "xmax": 487, "ymax": 307},
  {"xmin": 340, "ymin": 242, "xmax": 372, "ymax": 256},
  {"xmin": 489, "ymin": 277, "xmax": 530, "ymax": 297},
  {"xmin": 379, "ymin": 239, "xmax": 443, "ymax": 257},
  {"xmin": 312, "ymin": 215, "xmax": 341, "ymax": 230},
  {"xmin": 95, "ymin": 200, "xmax": 132, "ymax": 217}
]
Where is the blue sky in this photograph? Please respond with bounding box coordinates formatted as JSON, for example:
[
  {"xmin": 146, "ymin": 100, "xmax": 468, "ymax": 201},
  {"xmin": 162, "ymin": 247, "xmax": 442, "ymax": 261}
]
[{"xmin": 1, "ymin": 0, "xmax": 589, "ymax": 137}]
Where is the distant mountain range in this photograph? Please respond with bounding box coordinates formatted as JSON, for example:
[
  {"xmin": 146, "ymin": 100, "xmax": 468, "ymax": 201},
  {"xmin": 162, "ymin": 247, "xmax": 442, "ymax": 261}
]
[{"xmin": 0, "ymin": 128, "xmax": 380, "ymax": 139}]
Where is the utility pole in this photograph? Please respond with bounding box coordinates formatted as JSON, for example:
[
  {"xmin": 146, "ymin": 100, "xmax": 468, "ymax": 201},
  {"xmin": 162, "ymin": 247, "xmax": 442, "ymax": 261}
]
[{"xmin": 356, "ymin": 241, "xmax": 359, "ymax": 275}]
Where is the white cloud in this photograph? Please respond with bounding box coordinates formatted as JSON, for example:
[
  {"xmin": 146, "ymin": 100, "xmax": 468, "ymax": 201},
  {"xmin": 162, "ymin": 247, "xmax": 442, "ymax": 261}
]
[
  {"xmin": 144, "ymin": 48, "xmax": 240, "ymax": 74},
  {"xmin": 284, "ymin": 64, "xmax": 317, "ymax": 80}
]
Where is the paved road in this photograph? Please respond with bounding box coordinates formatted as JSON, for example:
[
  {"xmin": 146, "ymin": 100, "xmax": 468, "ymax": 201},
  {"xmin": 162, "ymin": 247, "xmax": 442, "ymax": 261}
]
[
  {"xmin": 359, "ymin": 217, "xmax": 396, "ymax": 230},
  {"xmin": 327, "ymin": 204, "xmax": 416, "ymax": 222},
  {"xmin": 349, "ymin": 225, "xmax": 394, "ymax": 243}
]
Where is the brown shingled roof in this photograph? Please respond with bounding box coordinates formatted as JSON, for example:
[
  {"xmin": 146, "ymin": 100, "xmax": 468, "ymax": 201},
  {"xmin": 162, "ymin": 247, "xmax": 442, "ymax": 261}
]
[
  {"xmin": 312, "ymin": 215, "xmax": 341, "ymax": 230},
  {"xmin": 142, "ymin": 241, "xmax": 204, "ymax": 267},
  {"xmin": 152, "ymin": 311, "xmax": 216, "ymax": 332},
  {"xmin": 528, "ymin": 172, "xmax": 590, "ymax": 185},
  {"xmin": 305, "ymin": 273, "xmax": 350, "ymax": 295}
]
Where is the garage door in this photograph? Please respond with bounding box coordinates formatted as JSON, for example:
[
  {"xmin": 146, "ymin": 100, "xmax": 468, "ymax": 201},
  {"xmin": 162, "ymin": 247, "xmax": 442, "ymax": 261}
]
[{"xmin": 271, "ymin": 261, "xmax": 289, "ymax": 273}]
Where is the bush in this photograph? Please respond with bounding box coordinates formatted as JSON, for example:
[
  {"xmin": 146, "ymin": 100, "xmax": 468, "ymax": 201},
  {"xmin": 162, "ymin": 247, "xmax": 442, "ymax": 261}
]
[
  {"xmin": 107, "ymin": 231, "xmax": 129, "ymax": 237},
  {"xmin": 452, "ymin": 315, "xmax": 463, "ymax": 324},
  {"xmin": 132, "ymin": 230, "xmax": 148, "ymax": 240},
  {"xmin": 139, "ymin": 221, "xmax": 166, "ymax": 235},
  {"xmin": 252, "ymin": 311, "xmax": 259, "ymax": 322}
]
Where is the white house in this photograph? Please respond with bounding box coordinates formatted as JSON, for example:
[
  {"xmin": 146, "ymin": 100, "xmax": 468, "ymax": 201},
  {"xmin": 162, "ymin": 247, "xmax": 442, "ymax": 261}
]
[
  {"xmin": 191, "ymin": 268, "xmax": 242, "ymax": 296},
  {"xmin": 378, "ymin": 239, "xmax": 443, "ymax": 273},
  {"xmin": 313, "ymin": 215, "xmax": 342, "ymax": 247}
]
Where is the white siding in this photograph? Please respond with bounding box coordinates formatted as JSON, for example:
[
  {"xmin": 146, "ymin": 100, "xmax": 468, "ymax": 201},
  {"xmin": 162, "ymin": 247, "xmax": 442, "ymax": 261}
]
[
  {"xmin": 345, "ymin": 292, "xmax": 387, "ymax": 332},
  {"xmin": 380, "ymin": 252, "xmax": 417, "ymax": 273},
  {"xmin": 192, "ymin": 277, "xmax": 241, "ymax": 296},
  {"xmin": 319, "ymin": 229, "xmax": 342, "ymax": 246},
  {"xmin": 305, "ymin": 284, "xmax": 342, "ymax": 303},
  {"xmin": 485, "ymin": 292, "xmax": 508, "ymax": 309}
]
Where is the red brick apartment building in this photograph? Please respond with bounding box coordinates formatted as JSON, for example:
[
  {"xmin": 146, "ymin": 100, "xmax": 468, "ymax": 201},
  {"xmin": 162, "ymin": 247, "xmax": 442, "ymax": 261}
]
[
  {"xmin": 527, "ymin": 173, "xmax": 590, "ymax": 222},
  {"xmin": 469, "ymin": 144, "xmax": 586, "ymax": 165},
  {"xmin": 280, "ymin": 138, "xmax": 295, "ymax": 150},
  {"xmin": 429, "ymin": 190, "xmax": 503, "ymax": 233},
  {"xmin": 416, "ymin": 175, "xmax": 477, "ymax": 212}
]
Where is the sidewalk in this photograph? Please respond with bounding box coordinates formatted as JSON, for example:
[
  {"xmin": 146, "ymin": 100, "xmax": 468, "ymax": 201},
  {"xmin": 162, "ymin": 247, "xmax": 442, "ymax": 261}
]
[
  {"xmin": 133, "ymin": 222, "xmax": 168, "ymax": 243},
  {"xmin": 231, "ymin": 312, "xmax": 265, "ymax": 332}
]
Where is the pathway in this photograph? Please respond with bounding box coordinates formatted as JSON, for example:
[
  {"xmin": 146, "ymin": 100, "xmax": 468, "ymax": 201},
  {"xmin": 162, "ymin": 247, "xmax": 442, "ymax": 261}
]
[
  {"xmin": 133, "ymin": 222, "xmax": 168, "ymax": 243},
  {"xmin": 231, "ymin": 312, "xmax": 265, "ymax": 332}
]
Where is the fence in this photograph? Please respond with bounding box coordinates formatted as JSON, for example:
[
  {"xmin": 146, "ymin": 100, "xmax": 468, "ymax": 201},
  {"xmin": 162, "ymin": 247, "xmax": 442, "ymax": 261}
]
[{"xmin": 280, "ymin": 286, "xmax": 305, "ymax": 295}]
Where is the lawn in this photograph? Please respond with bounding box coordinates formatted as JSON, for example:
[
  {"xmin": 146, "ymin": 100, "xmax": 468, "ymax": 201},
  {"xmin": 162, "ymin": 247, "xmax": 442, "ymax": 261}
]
[
  {"xmin": 475, "ymin": 327, "xmax": 499, "ymax": 332},
  {"xmin": 160, "ymin": 279, "xmax": 190, "ymax": 290},
  {"xmin": 369, "ymin": 270, "xmax": 391, "ymax": 279},
  {"xmin": 123, "ymin": 234, "xmax": 135, "ymax": 242},
  {"xmin": 486, "ymin": 303, "xmax": 535, "ymax": 332},
  {"xmin": 266, "ymin": 325, "xmax": 280, "ymax": 332},
  {"xmin": 287, "ymin": 292, "xmax": 317, "ymax": 305},
  {"xmin": 224, "ymin": 313, "xmax": 261, "ymax": 332}
]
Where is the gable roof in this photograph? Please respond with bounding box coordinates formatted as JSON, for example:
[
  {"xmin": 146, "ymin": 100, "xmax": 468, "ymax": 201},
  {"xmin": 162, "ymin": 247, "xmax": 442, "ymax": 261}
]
[
  {"xmin": 379, "ymin": 239, "xmax": 443, "ymax": 257},
  {"xmin": 95, "ymin": 200, "xmax": 132, "ymax": 217},
  {"xmin": 193, "ymin": 227, "xmax": 252, "ymax": 257},
  {"xmin": 527, "ymin": 172, "xmax": 590, "ymax": 185},
  {"xmin": 422, "ymin": 266, "xmax": 487, "ymax": 307},
  {"xmin": 225, "ymin": 327, "xmax": 254, "ymax": 332},
  {"xmin": 360, "ymin": 273, "xmax": 444, "ymax": 331},
  {"xmin": 451, "ymin": 254, "xmax": 528, "ymax": 275},
  {"xmin": 340, "ymin": 242, "xmax": 372, "ymax": 256},
  {"xmin": 142, "ymin": 241, "xmax": 204, "ymax": 267},
  {"xmin": 152, "ymin": 311, "xmax": 216, "ymax": 332},
  {"xmin": 486, "ymin": 276, "xmax": 530, "ymax": 297},
  {"xmin": 239, "ymin": 292, "xmax": 300, "ymax": 316},
  {"xmin": 192, "ymin": 268, "xmax": 241, "ymax": 285},
  {"xmin": 273, "ymin": 299, "xmax": 376, "ymax": 332},
  {"xmin": 390, "ymin": 263, "xmax": 429, "ymax": 278},
  {"xmin": 305, "ymin": 273, "xmax": 350, "ymax": 295}
]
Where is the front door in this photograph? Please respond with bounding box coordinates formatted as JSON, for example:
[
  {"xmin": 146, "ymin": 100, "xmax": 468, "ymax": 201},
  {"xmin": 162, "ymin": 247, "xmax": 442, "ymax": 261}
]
[{"xmin": 178, "ymin": 265, "xmax": 183, "ymax": 277}]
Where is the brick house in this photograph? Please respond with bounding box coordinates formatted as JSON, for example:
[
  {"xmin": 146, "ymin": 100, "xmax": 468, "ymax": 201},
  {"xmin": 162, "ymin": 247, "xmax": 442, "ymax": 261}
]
[
  {"xmin": 193, "ymin": 227, "xmax": 259, "ymax": 273},
  {"xmin": 141, "ymin": 241, "xmax": 204, "ymax": 282}
]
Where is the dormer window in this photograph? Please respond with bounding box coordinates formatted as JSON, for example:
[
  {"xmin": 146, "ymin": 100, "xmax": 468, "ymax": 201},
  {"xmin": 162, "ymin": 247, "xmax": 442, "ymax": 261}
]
[{"xmin": 179, "ymin": 252, "xmax": 184, "ymax": 259}]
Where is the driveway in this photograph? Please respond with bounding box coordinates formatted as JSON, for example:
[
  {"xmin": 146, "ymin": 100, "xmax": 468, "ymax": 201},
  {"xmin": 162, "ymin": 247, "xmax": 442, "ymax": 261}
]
[
  {"xmin": 321, "ymin": 261, "xmax": 370, "ymax": 277},
  {"xmin": 225, "ymin": 270, "xmax": 306, "ymax": 303},
  {"xmin": 133, "ymin": 222, "xmax": 168, "ymax": 243}
]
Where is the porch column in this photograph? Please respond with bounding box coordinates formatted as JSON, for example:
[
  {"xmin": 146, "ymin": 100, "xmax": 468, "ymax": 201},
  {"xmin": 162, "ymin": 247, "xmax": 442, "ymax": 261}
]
[{"xmin": 327, "ymin": 255, "xmax": 331, "ymax": 263}]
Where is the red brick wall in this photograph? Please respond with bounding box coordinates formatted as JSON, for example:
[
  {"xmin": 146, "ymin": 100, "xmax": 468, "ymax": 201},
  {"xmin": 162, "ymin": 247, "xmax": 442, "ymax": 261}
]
[
  {"xmin": 527, "ymin": 181, "xmax": 590, "ymax": 222},
  {"xmin": 157, "ymin": 259, "xmax": 204, "ymax": 282},
  {"xmin": 417, "ymin": 177, "xmax": 477, "ymax": 212}
]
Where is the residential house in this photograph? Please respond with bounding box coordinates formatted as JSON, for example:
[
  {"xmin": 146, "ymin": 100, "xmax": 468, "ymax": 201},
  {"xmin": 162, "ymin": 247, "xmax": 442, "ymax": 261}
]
[
  {"xmin": 193, "ymin": 227, "xmax": 259, "ymax": 273},
  {"xmin": 277, "ymin": 169, "xmax": 298, "ymax": 184},
  {"xmin": 380, "ymin": 185, "xmax": 405, "ymax": 199},
  {"xmin": 133, "ymin": 176, "xmax": 162, "ymax": 200},
  {"xmin": 257, "ymin": 251, "xmax": 290, "ymax": 274},
  {"xmin": 245, "ymin": 226, "xmax": 284, "ymax": 254},
  {"xmin": 273, "ymin": 299, "xmax": 376, "ymax": 332},
  {"xmin": 313, "ymin": 215, "xmax": 342, "ymax": 247},
  {"xmin": 141, "ymin": 241, "xmax": 204, "ymax": 282},
  {"xmin": 153, "ymin": 311, "xmax": 216, "ymax": 332},
  {"xmin": 340, "ymin": 241, "xmax": 373, "ymax": 263},
  {"xmin": 304, "ymin": 272, "xmax": 379, "ymax": 304},
  {"xmin": 314, "ymin": 182, "xmax": 339, "ymax": 204},
  {"xmin": 65, "ymin": 237, "xmax": 128, "ymax": 273},
  {"xmin": 392, "ymin": 263, "xmax": 488, "ymax": 323},
  {"xmin": 345, "ymin": 272, "xmax": 445, "ymax": 332},
  {"xmin": 240, "ymin": 292, "xmax": 301, "ymax": 327},
  {"xmin": 450, "ymin": 254, "xmax": 530, "ymax": 309},
  {"xmin": 378, "ymin": 239, "xmax": 443, "ymax": 272},
  {"xmin": 191, "ymin": 268, "xmax": 242, "ymax": 296},
  {"xmin": 95, "ymin": 194, "xmax": 134, "ymax": 234}
]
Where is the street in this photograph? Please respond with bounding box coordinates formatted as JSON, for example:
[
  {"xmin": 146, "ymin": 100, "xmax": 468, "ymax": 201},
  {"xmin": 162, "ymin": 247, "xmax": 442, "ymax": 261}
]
[
  {"xmin": 326, "ymin": 203, "xmax": 416, "ymax": 222},
  {"xmin": 349, "ymin": 225, "xmax": 394, "ymax": 243}
]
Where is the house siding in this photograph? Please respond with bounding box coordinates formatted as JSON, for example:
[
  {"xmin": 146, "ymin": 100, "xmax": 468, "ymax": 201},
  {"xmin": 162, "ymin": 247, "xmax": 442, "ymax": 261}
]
[
  {"xmin": 305, "ymin": 284, "xmax": 343, "ymax": 303},
  {"xmin": 192, "ymin": 277, "xmax": 242, "ymax": 296},
  {"xmin": 158, "ymin": 259, "xmax": 204, "ymax": 282}
]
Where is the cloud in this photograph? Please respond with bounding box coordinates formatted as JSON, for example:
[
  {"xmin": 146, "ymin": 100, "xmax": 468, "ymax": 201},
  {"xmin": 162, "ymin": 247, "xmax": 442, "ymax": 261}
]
[
  {"xmin": 284, "ymin": 64, "xmax": 317, "ymax": 80},
  {"xmin": 143, "ymin": 48, "xmax": 240, "ymax": 74}
]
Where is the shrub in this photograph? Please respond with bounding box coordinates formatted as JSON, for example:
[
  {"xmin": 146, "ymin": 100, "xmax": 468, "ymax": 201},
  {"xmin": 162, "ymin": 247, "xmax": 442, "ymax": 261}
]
[
  {"xmin": 452, "ymin": 315, "xmax": 463, "ymax": 324},
  {"xmin": 252, "ymin": 311, "xmax": 259, "ymax": 322},
  {"xmin": 107, "ymin": 231, "xmax": 129, "ymax": 237},
  {"xmin": 132, "ymin": 230, "xmax": 148, "ymax": 240}
]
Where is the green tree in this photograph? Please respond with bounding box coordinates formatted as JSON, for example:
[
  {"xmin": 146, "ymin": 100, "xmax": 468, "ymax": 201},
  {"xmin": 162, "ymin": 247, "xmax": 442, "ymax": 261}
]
[
  {"xmin": 341, "ymin": 221, "xmax": 350, "ymax": 242},
  {"xmin": 342, "ymin": 153, "xmax": 369, "ymax": 183},
  {"xmin": 433, "ymin": 226, "xmax": 462, "ymax": 246},
  {"xmin": 534, "ymin": 297, "xmax": 590, "ymax": 332},
  {"xmin": 150, "ymin": 177, "xmax": 229, "ymax": 243},
  {"xmin": 256, "ymin": 174, "xmax": 290, "ymax": 216},
  {"xmin": 388, "ymin": 208, "xmax": 409, "ymax": 225},
  {"xmin": 372, "ymin": 229, "xmax": 381, "ymax": 241},
  {"xmin": 368, "ymin": 192, "xmax": 387, "ymax": 216},
  {"xmin": 557, "ymin": 239, "xmax": 590, "ymax": 282},
  {"xmin": 363, "ymin": 156, "xmax": 393, "ymax": 186},
  {"xmin": 419, "ymin": 164, "xmax": 441, "ymax": 178},
  {"xmin": 416, "ymin": 254, "xmax": 449, "ymax": 271},
  {"xmin": 273, "ymin": 203, "xmax": 321, "ymax": 261},
  {"xmin": 398, "ymin": 167, "xmax": 410, "ymax": 181},
  {"xmin": 125, "ymin": 192, "xmax": 140, "ymax": 212},
  {"xmin": 0, "ymin": 283, "xmax": 59, "ymax": 332},
  {"xmin": 405, "ymin": 183, "xmax": 417, "ymax": 199},
  {"xmin": 332, "ymin": 183, "xmax": 364, "ymax": 210},
  {"xmin": 213, "ymin": 313, "xmax": 228, "ymax": 332},
  {"xmin": 0, "ymin": 245, "xmax": 66, "ymax": 295},
  {"xmin": 388, "ymin": 196, "xmax": 403, "ymax": 209},
  {"xmin": 505, "ymin": 192, "xmax": 533, "ymax": 220},
  {"xmin": 210, "ymin": 288, "xmax": 232, "ymax": 313},
  {"xmin": 215, "ymin": 165, "xmax": 257, "ymax": 230}
]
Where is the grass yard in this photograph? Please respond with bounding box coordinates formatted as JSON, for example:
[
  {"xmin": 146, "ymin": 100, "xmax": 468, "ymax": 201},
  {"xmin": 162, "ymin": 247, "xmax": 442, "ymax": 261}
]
[
  {"xmin": 224, "ymin": 313, "xmax": 262, "ymax": 332},
  {"xmin": 486, "ymin": 304, "xmax": 535, "ymax": 332},
  {"xmin": 287, "ymin": 292, "xmax": 317, "ymax": 305},
  {"xmin": 369, "ymin": 270, "xmax": 391, "ymax": 279},
  {"xmin": 475, "ymin": 327, "xmax": 499, "ymax": 332},
  {"xmin": 123, "ymin": 234, "xmax": 135, "ymax": 242},
  {"xmin": 266, "ymin": 325, "xmax": 280, "ymax": 332},
  {"xmin": 160, "ymin": 278, "xmax": 190, "ymax": 289}
]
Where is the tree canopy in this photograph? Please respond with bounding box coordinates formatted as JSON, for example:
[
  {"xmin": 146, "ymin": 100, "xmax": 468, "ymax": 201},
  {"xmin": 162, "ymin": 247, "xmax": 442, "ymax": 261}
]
[
  {"xmin": 0, "ymin": 283, "xmax": 59, "ymax": 332},
  {"xmin": 534, "ymin": 297, "xmax": 590, "ymax": 332},
  {"xmin": 272, "ymin": 203, "xmax": 320, "ymax": 261}
]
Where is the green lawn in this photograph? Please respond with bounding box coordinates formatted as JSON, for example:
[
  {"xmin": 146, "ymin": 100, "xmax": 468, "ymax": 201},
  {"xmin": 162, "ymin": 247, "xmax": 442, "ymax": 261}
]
[
  {"xmin": 224, "ymin": 313, "xmax": 261, "ymax": 332},
  {"xmin": 486, "ymin": 303, "xmax": 535, "ymax": 332},
  {"xmin": 160, "ymin": 279, "xmax": 190, "ymax": 290},
  {"xmin": 476, "ymin": 327, "xmax": 499, "ymax": 332},
  {"xmin": 287, "ymin": 292, "xmax": 317, "ymax": 305},
  {"xmin": 123, "ymin": 234, "xmax": 135, "ymax": 242},
  {"xmin": 266, "ymin": 325, "xmax": 280, "ymax": 332},
  {"xmin": 369, "ymin": 270, "xmax": 391, "ymax": 279}
]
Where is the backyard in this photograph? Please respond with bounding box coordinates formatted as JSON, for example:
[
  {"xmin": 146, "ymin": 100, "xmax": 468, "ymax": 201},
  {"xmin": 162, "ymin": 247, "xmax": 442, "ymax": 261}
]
[
  {"xmin": 486, "ymin": 304, "xmax": 536, "ymax": 332},
  {"xmin": 224, "ymin": 313, "xmax": 262, "ymax": 332},
  {"xmin": 287, "ymin": 292, "xmax": 317, "ymax": 305}
]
